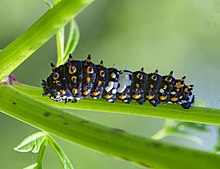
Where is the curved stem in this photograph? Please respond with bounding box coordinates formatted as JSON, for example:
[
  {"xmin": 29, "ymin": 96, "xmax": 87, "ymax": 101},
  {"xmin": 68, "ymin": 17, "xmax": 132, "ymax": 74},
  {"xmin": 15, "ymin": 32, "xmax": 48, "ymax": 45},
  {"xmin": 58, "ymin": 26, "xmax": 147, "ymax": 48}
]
[
  {"xmin": 14, "ymin": 83, "xmax": 220, "ymax": 126},
  {"xmin": 56, "ymin": 27, "xmax": 65, "ymax": 66},
  {"xmin": 54, "ymin": 0, "xmax": 65, "ymax": 66},
  {"xmin": 151, "ymin": 129, "xmax": 167, "ymax": 140},
  {"xmin": 47, "ymin": 135, "xmax": 74, "ymax": 169},
  {"xmin": 0, "ymin": 84, "xmax": 220, "ymax": 169},
  {"xmin": 37, "ymin": 139, "xmax": 48, "ymax": 168},
  {"xmin": 0, "ymin": 0, "xmax": 93, "ymax": 82}
]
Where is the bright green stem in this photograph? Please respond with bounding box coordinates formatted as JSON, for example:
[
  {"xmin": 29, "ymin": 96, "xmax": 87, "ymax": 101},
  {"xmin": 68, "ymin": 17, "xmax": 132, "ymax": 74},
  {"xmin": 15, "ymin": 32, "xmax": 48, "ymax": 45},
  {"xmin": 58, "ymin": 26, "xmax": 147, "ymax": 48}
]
[
  {"xmin": 37, "ymin": 139, "xmax": 48, "ymax": 168},
  {"xmin": 54, "ymin": 0, "xmax": 65, "ymax": 66},
  {"xmin": 47, "ymin": 135, "xmax": 74, "ymax": 169},
  {"xmin": 0, "ymin": 85, "xmax": 220, "ymax": 169},
  {"xmin": 63, "ymin": 20, "xmax": 80, "ymax": 61},
  {"xmin": 56, "ymin": 26, "xmax": 65, "ymax": 66},
  {"xmin": 151, "ymin": 120, "xmax": 171, "ymax": 140},
  {"xmin": 0, "ymin": 0, "xmax": 93, "ymax": 82},
  {"xmin": 15, "ymin": 83, "xmax": 220, "ymax": 126},
  {"xmin": 151, "ymin": 129, "xmax": 167, "ymax": 140}
]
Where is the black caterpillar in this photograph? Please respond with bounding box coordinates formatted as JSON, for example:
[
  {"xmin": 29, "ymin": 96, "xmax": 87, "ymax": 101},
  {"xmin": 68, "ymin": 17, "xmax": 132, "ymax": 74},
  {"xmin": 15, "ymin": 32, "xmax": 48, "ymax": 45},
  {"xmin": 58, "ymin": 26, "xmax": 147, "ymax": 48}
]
[{"xmin": 42, "ymin": 54, "xmax": 195, "ymax": 109}]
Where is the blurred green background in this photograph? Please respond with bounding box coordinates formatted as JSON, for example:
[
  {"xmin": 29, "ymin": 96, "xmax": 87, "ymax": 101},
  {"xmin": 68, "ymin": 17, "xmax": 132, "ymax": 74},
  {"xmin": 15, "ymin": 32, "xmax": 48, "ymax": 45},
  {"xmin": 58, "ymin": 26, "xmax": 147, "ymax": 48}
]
[{"xmin": 0, "ymin": 0, "xmax": 220, "ymax": 169}]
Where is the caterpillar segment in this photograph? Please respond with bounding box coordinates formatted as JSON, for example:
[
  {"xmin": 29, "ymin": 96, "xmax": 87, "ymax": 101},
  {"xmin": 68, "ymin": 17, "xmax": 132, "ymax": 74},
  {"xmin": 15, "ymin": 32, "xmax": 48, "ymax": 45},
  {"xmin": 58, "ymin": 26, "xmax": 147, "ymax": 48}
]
[
  {"xmin": 158, "ymin": 71, "xmax": 176, "ymax": 103},
  {"xmin": 66, "ymin": 55, "xmax": 83, "ymax": 103},
  {"xmin": 91, "ymin": 60, "xmax": 108, "ymax": 99},
  {"xmin": 145, "ymin": 69, "xmax": 162, "ymax": 107},
  {"xmin": 42, "ymin": 54, "xmax": 195, "ymax": 109},
  {"xmin": 117, "ymin": 70, "xmax": 133, "ymax": 103},
  {"xmin": 131, "ymin": 68, "xmax": 147, "ymax": 105},
  {"xmin": 82, "ymin": 54, "xmax": 97, "ymax": 98},
  {"xmin": 103, "ymin": 68, "xmax": 119, "ymax": 103}
]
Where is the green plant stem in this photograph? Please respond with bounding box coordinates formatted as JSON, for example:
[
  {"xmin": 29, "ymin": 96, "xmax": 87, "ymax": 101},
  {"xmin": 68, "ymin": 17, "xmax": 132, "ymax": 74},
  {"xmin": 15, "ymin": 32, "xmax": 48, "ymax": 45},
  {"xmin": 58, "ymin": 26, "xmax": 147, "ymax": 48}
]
[
  {"xmin": 151, "ymin": 120, "xmax": 171, "ymax": 139},
  {"xmin": 63, "ymin": 20, "xmax": 80, "ymax": 61},
  {"xmin": 37, "ymin": 139, "xmax": 48, "ymax": 168},
  {"xmin": 56, "ymin": 25, "xmax": 65, "ymax": 66},
  {"xmin": 0, "ymin": 0, "xmax": 93, "ymax": 82},
  {"xmin": 151, "ymin": 129, "xmax": 167, "ymax": 140},
  {"xmin": 54, "ymin": 0, "xmax": 65, "ymax": 66},
  {"xmin": 47, "ymin": 135, "xmax": 74, "ymax": 169},
  {"xmin": 0, "ymin": 85, "xmax": 220, "ymax": 169},
  {"xmin": 14, "ymin": 83, "xmax": 220, "ymax": 126}
]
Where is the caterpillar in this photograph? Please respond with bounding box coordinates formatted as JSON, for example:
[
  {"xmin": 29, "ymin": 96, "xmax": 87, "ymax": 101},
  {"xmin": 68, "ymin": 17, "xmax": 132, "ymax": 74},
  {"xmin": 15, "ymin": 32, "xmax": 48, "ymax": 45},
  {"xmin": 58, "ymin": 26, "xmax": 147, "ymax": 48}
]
[{"xmin": 42, "ymin": 54, "xmax": 195, "ymax": 109}]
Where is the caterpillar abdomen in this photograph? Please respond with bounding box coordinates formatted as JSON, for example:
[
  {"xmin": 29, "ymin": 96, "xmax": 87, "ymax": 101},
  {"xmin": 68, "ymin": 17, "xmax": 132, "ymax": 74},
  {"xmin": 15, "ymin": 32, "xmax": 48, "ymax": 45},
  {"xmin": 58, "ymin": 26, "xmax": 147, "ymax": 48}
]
[{"xmin": 42, "ymin": 54, "xmax": 195, "ymax": 109}]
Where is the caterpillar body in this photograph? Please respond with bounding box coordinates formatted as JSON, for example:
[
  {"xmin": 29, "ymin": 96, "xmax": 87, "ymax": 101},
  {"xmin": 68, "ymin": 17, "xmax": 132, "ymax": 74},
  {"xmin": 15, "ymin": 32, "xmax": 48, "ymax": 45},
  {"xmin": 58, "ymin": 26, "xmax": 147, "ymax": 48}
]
[{"xmin": 42, "ymin": 54, "xmax": 195, "ymax": 109}]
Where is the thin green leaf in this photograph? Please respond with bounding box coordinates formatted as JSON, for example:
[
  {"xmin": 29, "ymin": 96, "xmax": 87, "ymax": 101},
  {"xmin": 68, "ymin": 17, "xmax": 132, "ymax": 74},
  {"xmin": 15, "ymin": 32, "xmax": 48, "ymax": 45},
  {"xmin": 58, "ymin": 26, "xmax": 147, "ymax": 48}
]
[
  {"xmin": 35, "ymin": 138, "xmax": 48, "ymax": 169},
  {"xmin": 152, "ymin": 129, "xmax": 203, "ymax": 145},
  {"xmin": 152, "ymin": 122, "xmax": 203, "ymax": 145},
  {"xmin": 14, "ymin": 132, "xmax": 47, "ymax": 153},
  {"xmin": 63, "ymin": 20, "xmax": 80, "ymax": 61},
  {"xmin": 1, "ymin": 84, "xmax": 220, "ymax": 169},
  {"xmin": 151, "ymin": 128, "xmax": 167, "ymax": 140},
  {"xmin": 56, "ymin": 27, "xmax": 65, "ymax": 66},
  {"xmin": 159, "ymin": 120, "xmax": 210, "ymax": 135},
  {"xmin": 44, "ymin": 0, "xmax": 53, "ymax": 9},
  {"xmin": 151, "ymin": 120, "xmax": 173, "ymax": 140},
  {"xmin": 152, "ymin": 120, "xmax": 205, "ymax": 144},
  {"xmin": 23, "ymin": 163, "xmax": 38, "ymax": 169},
  {"xmin": 47, "ymin": 135, "xmax": 74, "ymax": 169},
  {"xmin": 53, "ymin": 0, "xmax": 65, "ymax": 67},
  {"xmin": 167, "ymin": 131, "xmax": 203, "ymax": 145},
  {"xmin": 0, "ymin": 0, "xmax": 93, "ymax": 82}
]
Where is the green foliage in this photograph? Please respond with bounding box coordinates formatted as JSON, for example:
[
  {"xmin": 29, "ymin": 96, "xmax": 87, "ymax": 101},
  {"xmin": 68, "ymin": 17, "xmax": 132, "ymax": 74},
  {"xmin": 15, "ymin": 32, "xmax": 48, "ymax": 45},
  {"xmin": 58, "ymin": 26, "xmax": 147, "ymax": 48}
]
[
  {"xmin": 0, "ymin": 0, "xmax": 220, "ymax": 169},
  {"xmin": 23, "ymin": 163, "xmax": 38, "ymax": 169},
  {"xmin": 152, "ymin": 120, "xmax": 211, "ymax": 145},
  {"xmin": 47, "ymin": 135, "xmax": 74, "ymax": 169},
  {"xmin": 0, "ymin": 0, "xmax": 91, "ymax": 168},
  {"xmin": 14, "ymin": 132, "xmax": 47, "ymax": 153},
  {"xmin": 63, "ymin": 20, "xmax": 80, "ymax": 62},
  {"xmin": 56, "ymin": 19, "xmax": 80, "ymax": 66},
  {"xmin": 1, "ymin": 85, "xmax": 220, "ymax": 169},
  {"xmin": 15, "ymin": 132, "xmax": 73, "ymax": 169},
  {"xmin": 13, "ymin": 82, "xmax": 220, "ymax": 126},
  {"xmin": 12, "ymin": 1, "xmax": 81, "ymax": 168},
  {"xmin": 0, "ymin": 0, "xmax": 92, "ymax": 82},
  {"xmin": 15, "ymin": 132, "xmax": 48, "ymax": 169},
  {"xmin": 44, "ymin": 0, "xmax": 53, "ymax": 8}
]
